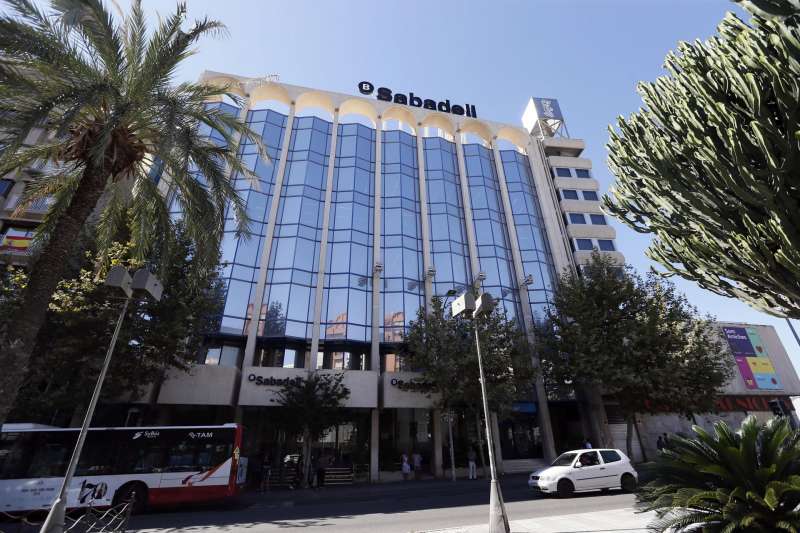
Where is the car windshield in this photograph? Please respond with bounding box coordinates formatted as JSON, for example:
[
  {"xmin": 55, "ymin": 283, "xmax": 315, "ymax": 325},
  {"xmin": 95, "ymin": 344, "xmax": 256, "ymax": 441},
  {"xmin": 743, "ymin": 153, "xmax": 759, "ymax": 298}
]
[{"xmin": 551, "ymin": 453, "xmax": 577, "ymax": 467}]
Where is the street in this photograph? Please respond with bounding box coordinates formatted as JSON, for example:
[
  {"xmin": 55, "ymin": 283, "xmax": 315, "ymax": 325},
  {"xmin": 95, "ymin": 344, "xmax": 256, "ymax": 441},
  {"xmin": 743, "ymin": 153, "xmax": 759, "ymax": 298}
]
[{"xmin": 125, "ymin": 475, "xmax": 647, "ymax": 533}]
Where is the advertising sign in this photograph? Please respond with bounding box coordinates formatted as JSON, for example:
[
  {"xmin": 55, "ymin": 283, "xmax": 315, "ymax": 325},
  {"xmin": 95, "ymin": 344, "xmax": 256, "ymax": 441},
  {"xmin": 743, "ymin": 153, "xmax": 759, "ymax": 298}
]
[{"xmin": 723, "ymin": 326, "xmax": 782, "ymax": 390}]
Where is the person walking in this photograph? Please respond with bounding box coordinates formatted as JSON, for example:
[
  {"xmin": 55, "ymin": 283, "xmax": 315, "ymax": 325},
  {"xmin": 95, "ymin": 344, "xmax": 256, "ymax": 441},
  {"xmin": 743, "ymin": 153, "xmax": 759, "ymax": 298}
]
[
  {"xmin": 656, "ymin": 435, "xmax": 665, "ymax": 451},
  {"xmin": 259, "ymin": 453, "xmax": 272, "ymax": 492},
  {"xmin": 467, "ymin": 447, "xmax": 478, "ymax": 480},
  {"xmin": 401, "ymin": 453, "xmax": 411, "ymax": 481},
  {"xmin": 412, "ymin": 451, "xmax": 423, "ymax": 480}
]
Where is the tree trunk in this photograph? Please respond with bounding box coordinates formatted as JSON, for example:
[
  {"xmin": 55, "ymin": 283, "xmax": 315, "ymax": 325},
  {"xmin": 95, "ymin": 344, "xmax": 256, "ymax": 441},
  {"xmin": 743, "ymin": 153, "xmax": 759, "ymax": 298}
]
[
  {"xmin": 474, "ymin": 410, "xmax": 487, "ymax": 479},
  {"xmin": 301, "ymin": 428, "xmax": 312, "ymax": 489},
  {"xmin": 625, "ymin": 415, "xmax": 634, "ymax": 460},
  {"xmin": 633, "ymin": 417, "xmax": 648, "ymax": 462},
  {"xmin": 0, "ymin": 164, "xmax": 109, "ymax": 425},
  {"xmin": 581, "ymin": 383, "xmax": 613, "ymax": 448},
  {"xmin": 447, "ymin": 413, "xmax": 456, "ymax": 482}
]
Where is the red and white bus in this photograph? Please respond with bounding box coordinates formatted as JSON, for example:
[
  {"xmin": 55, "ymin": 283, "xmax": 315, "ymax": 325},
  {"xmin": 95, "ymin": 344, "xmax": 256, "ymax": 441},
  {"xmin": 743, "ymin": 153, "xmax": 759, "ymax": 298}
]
[{"xmin": 0, "ymin": 423, "xmax": 246, "ymax": 513}]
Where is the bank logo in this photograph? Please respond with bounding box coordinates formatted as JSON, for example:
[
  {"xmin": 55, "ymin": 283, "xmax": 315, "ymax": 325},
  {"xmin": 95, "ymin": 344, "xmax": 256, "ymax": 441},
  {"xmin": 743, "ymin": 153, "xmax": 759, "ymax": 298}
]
[
  {"xmin": 132, "ymin": 430, "xmax": 160, "ymax": 440},
  {"xmin": 358, "ymin": 81, "xmax": 375, "ymax": 95}
]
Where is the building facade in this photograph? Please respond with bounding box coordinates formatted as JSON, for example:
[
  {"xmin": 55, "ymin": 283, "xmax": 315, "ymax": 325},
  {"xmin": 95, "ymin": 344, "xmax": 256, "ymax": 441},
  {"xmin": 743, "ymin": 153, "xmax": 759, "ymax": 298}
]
[{"xmin": 144, "ymin": 73, "xmax": 625, "ymax": 480}]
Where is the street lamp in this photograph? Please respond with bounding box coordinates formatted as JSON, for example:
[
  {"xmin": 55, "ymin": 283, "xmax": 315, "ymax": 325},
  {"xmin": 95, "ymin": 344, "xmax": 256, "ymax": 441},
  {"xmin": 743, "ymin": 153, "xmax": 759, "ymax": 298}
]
[
  {"xmin": 452, "ymin": 290, "xmax": 510, "ymax": 533},
  {"xmin": 40, "ymin": 267, "xmax": 162, "ymax": 533}
]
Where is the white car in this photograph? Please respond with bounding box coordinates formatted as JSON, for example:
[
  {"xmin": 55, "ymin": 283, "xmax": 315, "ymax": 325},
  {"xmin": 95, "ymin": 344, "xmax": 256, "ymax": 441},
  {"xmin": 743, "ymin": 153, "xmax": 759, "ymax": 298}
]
[{"xmin": 528, "ymin": 448, "xmax": 637, "ymax": 497}]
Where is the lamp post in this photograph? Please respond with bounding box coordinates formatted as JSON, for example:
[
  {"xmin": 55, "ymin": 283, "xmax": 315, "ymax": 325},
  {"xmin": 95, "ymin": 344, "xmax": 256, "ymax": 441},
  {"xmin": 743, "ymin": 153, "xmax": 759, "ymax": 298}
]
[
  {"xmin": 40, "ymin": 267, "xmax": 162, "ymax": 533},
  {"xmin": 452, "ymin": 290, "xmax": 511, "ymax": 533}
]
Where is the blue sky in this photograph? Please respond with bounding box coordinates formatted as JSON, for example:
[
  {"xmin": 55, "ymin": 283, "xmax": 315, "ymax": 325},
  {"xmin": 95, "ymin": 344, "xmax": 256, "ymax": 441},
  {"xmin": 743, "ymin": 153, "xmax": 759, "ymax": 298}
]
[{"xmin": 124, "ymin": 0, "xmax": 800, "ymax": 369}]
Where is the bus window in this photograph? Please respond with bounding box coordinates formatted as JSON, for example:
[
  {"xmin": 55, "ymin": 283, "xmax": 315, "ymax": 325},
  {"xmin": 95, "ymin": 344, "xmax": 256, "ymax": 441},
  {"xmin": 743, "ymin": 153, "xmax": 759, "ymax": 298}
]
[
  {"xmin": 0, "ymin": 432, "xmax": 36, "ymax": 479},
  {"xmin": 27, "ymin": 432, "xmax": 77, "ymax": 478},
  {"xmin": 75, "ymin": 432, "xmax": 116, "ymax": 476}
]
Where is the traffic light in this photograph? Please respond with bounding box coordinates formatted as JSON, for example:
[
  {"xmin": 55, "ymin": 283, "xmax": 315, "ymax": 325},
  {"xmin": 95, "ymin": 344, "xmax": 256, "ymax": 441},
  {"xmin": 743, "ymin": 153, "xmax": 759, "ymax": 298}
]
[{"xmin": 769, "ymin": 399, "xmax": 785, "ymax": 417}]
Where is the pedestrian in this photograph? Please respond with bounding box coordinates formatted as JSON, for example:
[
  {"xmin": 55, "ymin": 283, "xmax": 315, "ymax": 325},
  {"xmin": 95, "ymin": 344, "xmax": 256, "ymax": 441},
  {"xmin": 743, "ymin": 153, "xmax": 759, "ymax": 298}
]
[
  {"xmin": 309, "ymin": 455, "xmax": 319, "ymax": 488},
  {"xmin": 316, "ymin": 456, "xmax": 326, "ymax": 488},
  {"xmin": 656, "ymin": 435, "xmax": 664, "ymax": 451},
  {"xmin": 583, "ymin": 438, "xmax": 593, "ymax": 449},
  {"xmin": 662, "ymin": 433, "xmax": 670, "ymax": 450},
  {"xmin": 401, "ymin": 452, "xmax": 411, "ymax": 481},
  {"xmin": 412, "ymin": 450, "xmax": 423, "ymax": 480},
  {"xmin": 260, "ymin": 452, "xmax": 272, "ymax": 492},
  {"xmin": 467, "ymin": 447, "xmax": 478, "ymax": 480}
]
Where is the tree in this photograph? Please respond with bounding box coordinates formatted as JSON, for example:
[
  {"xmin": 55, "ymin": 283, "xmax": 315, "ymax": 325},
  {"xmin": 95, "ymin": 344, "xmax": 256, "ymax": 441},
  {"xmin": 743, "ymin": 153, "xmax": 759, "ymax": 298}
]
[
  {"xmin": 640, "ymin": 416, "xmax": 800, "ymax": 532},
  {"xmin": 402, "ymin": 296, "xmax": 532, "ymax": 478},
  {"xmin": 604, "ymin": 0, "xmax": 800, "ymax": 318},
  {"xmin": 0, "ymin": 0, "xmax": 264, "ymax": 424},
  {"xmin": 3, "ymin": 225, "xmax": 224, "ymax": 424},
  {"xmin": 537, "ymin": 252, "xmax": 732, "ymax": 458},
  {"xmin": 273, "ymin": 373, "xmax": 350, "ymax": 489}
]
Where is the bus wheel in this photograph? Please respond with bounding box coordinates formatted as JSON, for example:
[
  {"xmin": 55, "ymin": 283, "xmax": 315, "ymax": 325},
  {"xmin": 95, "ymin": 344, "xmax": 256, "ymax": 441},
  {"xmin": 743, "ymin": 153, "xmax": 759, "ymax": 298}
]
[{"xmin": 114, "ymin": 482, "xmax": 147, "ymax": 514}]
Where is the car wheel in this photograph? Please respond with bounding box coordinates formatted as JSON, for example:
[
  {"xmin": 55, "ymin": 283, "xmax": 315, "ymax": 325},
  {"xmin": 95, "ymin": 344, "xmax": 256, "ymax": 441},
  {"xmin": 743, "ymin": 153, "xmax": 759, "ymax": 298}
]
[
  {"xmin": 556, "ymin": 479, "xmax": 574, "ymax": 498},
  {"xmin": 621, "ymin": 473, "xmax": 636, "ymax": 493},
  {"xmin": 113, "ymin": 482, "xmax": 148, "ymax": 514}
]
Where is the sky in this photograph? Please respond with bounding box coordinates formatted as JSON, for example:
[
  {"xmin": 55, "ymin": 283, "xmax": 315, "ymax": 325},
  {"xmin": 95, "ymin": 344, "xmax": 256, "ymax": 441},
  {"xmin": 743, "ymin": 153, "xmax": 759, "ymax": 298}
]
[{"xmin": 118, "ymin": 0, "xmax": 800, "ymax": 370}]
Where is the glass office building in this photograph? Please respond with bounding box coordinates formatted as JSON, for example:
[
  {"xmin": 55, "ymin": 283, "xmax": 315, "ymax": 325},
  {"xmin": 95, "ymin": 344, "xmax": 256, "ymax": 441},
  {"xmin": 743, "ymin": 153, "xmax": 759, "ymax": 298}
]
[{"xmin": 151, "ymin": 73, "xmax": 623, "ymax": 481}]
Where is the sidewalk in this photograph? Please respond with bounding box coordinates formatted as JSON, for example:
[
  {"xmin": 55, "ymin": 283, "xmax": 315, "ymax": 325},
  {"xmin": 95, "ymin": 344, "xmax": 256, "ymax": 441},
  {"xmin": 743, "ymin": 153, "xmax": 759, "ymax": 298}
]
[{"xmin": 416, "ymin": 507, "xmax": 655, "ymax": 533}]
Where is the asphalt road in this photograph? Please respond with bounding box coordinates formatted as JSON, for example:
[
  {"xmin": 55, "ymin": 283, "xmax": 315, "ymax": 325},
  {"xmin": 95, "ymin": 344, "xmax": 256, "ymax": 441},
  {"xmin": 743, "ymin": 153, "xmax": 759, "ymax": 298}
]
[{"xmin": 124, "ymin": 475, "xmax": 638, "ymax": 533}]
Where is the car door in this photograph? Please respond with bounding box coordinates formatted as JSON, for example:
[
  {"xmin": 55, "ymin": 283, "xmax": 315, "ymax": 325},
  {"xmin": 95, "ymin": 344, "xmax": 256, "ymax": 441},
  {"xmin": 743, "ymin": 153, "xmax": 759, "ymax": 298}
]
[
  {"xmin": 598, "ymin": 450, "xmax": 626, "ymax": 487},
  {"xmin": 571, "ymin": 451, "xmax": 605, "ymax": 490}
]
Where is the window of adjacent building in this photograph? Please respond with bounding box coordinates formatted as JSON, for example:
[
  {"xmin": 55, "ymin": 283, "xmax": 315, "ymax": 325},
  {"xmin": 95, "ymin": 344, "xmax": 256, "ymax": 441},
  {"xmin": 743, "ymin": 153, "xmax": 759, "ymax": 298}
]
[
  {"xmin": 561, "ymin": 189, "xmax": 579, "ymax": 200},
  {"xmin": 554, "ymin": 167, "xmax": 572, "ymax": 178},
  {"xmin": 253, "ymin": 346, "xmax": 306, "ymax": 368},
  {"xmin": 590, "ymin": 214, "xmax": 607, "ymax": 225},
  {"xmin": 581, "ymin": 190, "xmax": 599, "ymax": 201},
  {"xmin": 201, "ymin": 345, "xmax": 240, "ymax": 367},
  {"xmin": 575, "ymin": 168, "xmax": 591, "ymax": 178},
  {"xmin": 0, "ymin": 179, "xmax": 13, "ymax": 198},
  {"xmin": 575, "ymin": 239, "xmax": 594, "ymax": 251},
  {"xmin": 0, "ymin": 226, "xmax": 34, "ymax": 252},
  {"xmin": 598, "ymin": 239, "xmax": 616, "ymax": 251},
  {"xmin": 568, "ymin": 213, "xmax": 586, "ymax": 224}
]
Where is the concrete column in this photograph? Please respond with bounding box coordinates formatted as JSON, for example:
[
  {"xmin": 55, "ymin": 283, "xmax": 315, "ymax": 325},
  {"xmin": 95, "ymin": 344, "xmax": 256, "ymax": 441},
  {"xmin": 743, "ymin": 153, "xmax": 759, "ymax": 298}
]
[
  {"xmin": 415, "ymin": 126, "xmax": 434, "ymax": 310},
  {"xmin": 370, "ymin": 117, "xmax": 383, "ymax": 373},
  {"xmin": 433, "ymin": 409, "xmax": 444, "ymax": 478},
  {"xmin": 526, "ymin": 139, "xmax": 576, "ymax": 277},
  {"xmin": 370, "ymin": 408, "xmax": 380, "ymax": 482},
  {"xmin": 309, "ymin": 110, "xmax": 340, "ymax": 369},
  {"xmin": 244, "ymin": 103, "xmax": 296, "ymax": 364},
  {"xmin": 453, "ymin": 132, "xmax": 481, "ymax": 285},
  {"xmin": 492, "ymin": 142, "xmax": 557, "ymax": 462}
]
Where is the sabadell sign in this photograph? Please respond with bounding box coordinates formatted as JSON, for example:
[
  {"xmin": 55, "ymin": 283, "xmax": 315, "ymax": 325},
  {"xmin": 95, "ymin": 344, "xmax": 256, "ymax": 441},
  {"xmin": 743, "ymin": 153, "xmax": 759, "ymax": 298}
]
[{"xmin": 358, "ymin": 81, "xmax": 478, "ymax": 118}]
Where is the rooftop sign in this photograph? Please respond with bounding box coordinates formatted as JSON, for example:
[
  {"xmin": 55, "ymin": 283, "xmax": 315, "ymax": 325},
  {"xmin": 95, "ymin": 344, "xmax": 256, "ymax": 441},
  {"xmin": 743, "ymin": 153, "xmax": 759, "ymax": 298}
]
[{"xmin": 358, "ymin": 81, "xmax": 477, "ymax": 118}]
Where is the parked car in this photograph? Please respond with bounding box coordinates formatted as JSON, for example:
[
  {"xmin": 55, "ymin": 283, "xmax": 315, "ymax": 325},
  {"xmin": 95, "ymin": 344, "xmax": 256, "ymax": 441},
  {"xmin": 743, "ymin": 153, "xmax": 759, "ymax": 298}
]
[{"xmin": 528, "ymin": 448, "xmax": 637, "ymax": 497}]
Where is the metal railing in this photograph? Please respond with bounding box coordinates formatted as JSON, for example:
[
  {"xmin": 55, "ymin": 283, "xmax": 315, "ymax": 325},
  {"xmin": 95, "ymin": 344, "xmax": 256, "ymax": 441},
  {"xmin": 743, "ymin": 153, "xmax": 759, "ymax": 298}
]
[{"xmin": 0, "ymin": 495, "xmax": 135, "ymax": 533}]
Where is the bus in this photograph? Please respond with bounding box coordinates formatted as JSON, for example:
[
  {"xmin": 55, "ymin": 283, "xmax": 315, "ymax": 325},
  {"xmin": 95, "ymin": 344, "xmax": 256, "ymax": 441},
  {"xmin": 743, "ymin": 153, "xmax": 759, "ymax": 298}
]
[{"xmin": 0, "ymin": 423, "xmax": 246, "ymax": 513}]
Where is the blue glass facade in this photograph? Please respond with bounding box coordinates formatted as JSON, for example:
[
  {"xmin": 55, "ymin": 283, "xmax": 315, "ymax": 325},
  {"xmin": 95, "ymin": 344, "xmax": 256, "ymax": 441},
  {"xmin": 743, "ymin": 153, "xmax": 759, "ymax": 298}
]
[
  {"xmin": 464, "ymin": 143, "xmax": 521, "ymax": 320},
  {"xmin": 204, "ymin": 107, "xmax": 558, "ymax": 362}
]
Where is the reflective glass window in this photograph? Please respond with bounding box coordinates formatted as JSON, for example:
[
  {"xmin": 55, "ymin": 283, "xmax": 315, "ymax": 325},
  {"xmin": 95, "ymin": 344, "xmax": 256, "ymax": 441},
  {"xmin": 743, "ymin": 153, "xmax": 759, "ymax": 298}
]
[
  {"xmin": 581, "ymin": 190, "xmax": 599, "ymax": 201},
  {"xmin": 590, "ymin": 214, "xmax": 607, "ymax": 225},
  {"xmin": 575, "ymin": 168, "xmax": 591, "ymax": 178},
  {"xmin": 569, "ymin": 213, "xmax": 587, "ymax": 224},
  {"xmin": 597, "ymin": 239, "xmax": 616, "ymax": 251},
  {"xmin": 575, "ymin": 239, "xmax": 594, "ymax": 251},
  {"xmin": 561, "ymin": 189, "xmax": 579, "ymax": 200},
  {"xmin": 554, "ymin": 167, "xmax": 572, "ymax": 177},
  {"xmin": 261, "ymin": 114, "xmax": 330, "ymax": 340}
]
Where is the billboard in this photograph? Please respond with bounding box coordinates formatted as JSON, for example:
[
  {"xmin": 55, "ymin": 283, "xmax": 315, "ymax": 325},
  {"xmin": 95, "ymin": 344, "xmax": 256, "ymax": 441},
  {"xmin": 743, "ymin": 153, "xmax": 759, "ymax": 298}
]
[{"xmin": 723, "ymin": 326, "xmax": 783, "ymax": 390}]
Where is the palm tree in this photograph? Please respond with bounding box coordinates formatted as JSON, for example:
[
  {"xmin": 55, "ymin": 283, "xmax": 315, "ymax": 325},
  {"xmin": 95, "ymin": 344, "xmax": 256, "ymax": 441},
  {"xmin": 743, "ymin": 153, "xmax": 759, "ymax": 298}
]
[
  {"xmin": 639, "ymin": 416, "xmax": 800, "ymax": 532},
  {"xmin": 0, "ymin": 0, "xmax": 263, "ymax": 423}
]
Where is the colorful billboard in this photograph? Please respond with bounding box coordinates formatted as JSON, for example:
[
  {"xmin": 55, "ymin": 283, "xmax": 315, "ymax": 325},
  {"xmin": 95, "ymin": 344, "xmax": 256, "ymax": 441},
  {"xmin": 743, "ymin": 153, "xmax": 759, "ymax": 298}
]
[{"xmin": 722, "ymin": 326, "xmax": 782, "ymax": 390}]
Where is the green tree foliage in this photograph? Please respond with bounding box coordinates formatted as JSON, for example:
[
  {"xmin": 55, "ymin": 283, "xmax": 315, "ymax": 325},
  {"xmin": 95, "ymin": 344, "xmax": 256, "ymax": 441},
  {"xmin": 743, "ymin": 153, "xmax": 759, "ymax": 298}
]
[
  {"xmin": 640, "ymin": 416, "xmax": 800, "ymax": 532},
  {"xmin": 0, "ymin": 0, "xmax": 264, "ymax": 423},
  {"xmin": 402, "ymin": 296, "xmax": 532, "ymax": 475},
  {"xmin": 604, "ymin": 0, "xmax": 800, "ymax": 319},
  {"xmin": 537, "ymin": 252, "xmax": 732, "ymax": 457},
  {"xmin": 274, "ymin": 373, "xmax": 350, "ymax": 489},
  {"xmin": 3, "ymin": 226, "xmax": 224, "ymax": 424}
]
